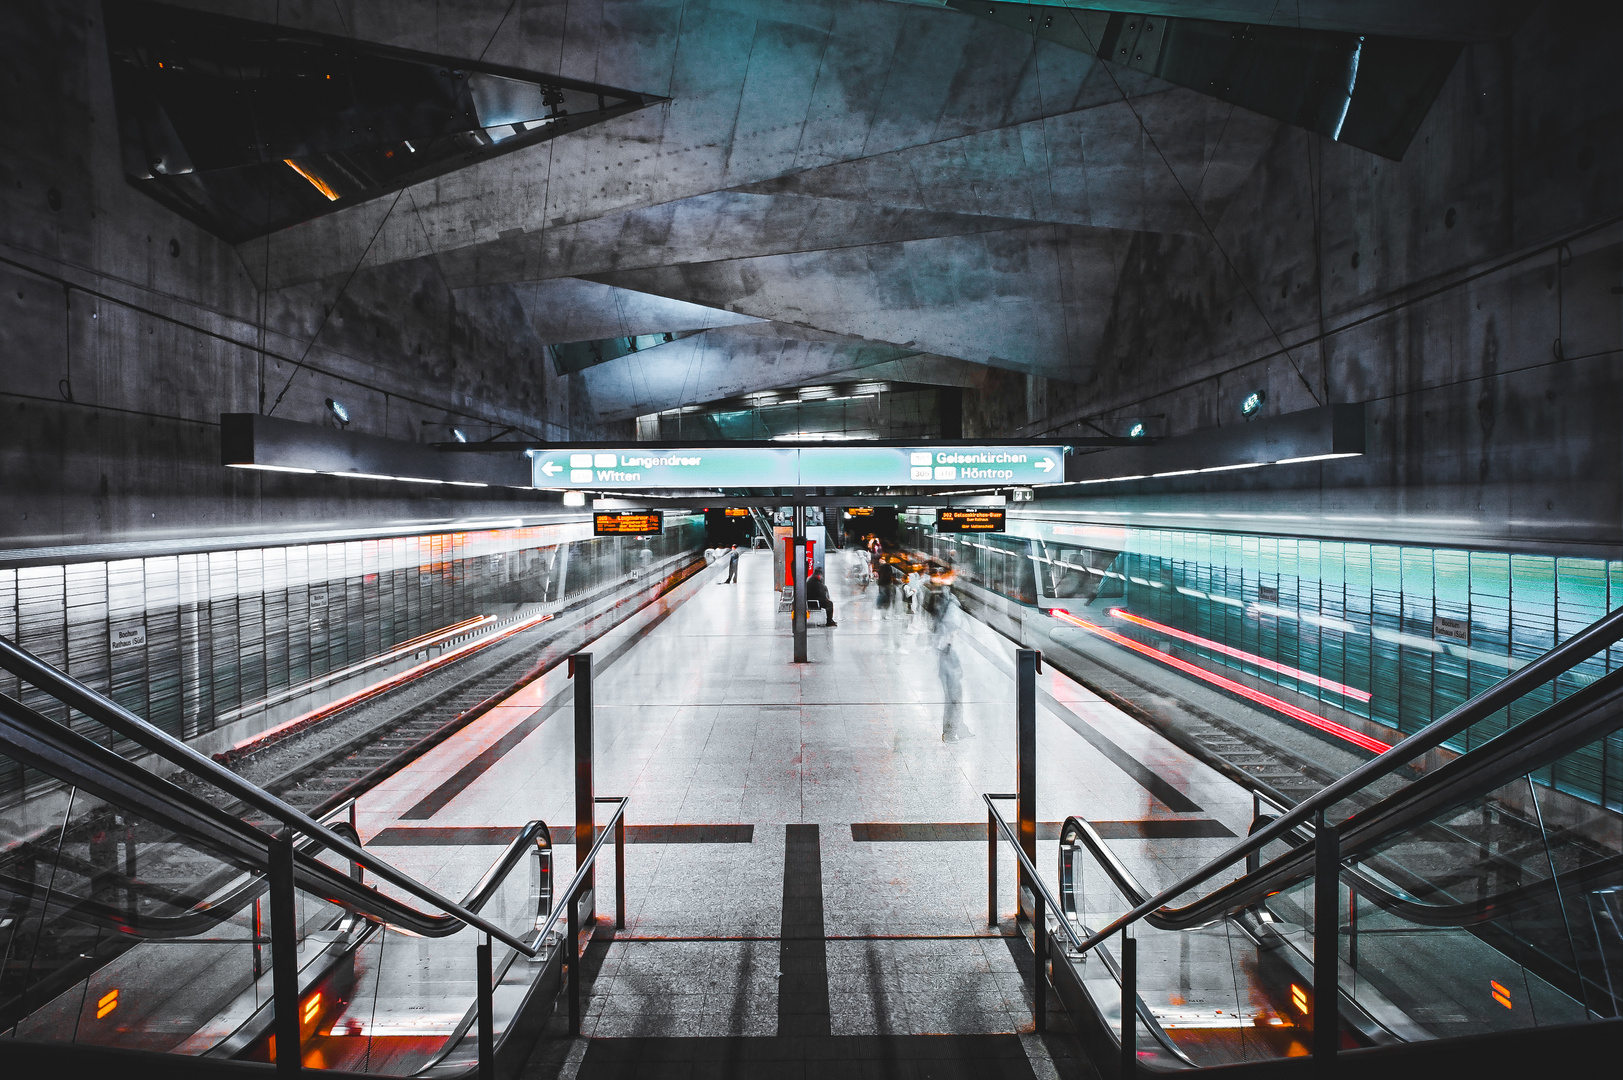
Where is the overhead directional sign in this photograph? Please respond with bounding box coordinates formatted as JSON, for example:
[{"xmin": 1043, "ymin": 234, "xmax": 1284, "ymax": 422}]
[{"xmin": 531, "ymin": 445, "xmax": 1064, "ymax": 489}]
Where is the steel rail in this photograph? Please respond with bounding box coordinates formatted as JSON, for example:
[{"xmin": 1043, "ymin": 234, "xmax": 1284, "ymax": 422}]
[
  {"xmin": 530, "ymin": 795, "xmax": 627, "ymax": 954},
  {"xmin": 984, "ymin": 794, "xmax": 1191, "ymax": 1065},
  {"xmin": 0, "ymin": 633, "xmax": 539, "ymax": 957}
]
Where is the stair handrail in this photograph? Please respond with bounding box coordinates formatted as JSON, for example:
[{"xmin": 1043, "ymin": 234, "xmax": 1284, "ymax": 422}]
[{"xmin": 0, "ymin": 633, "xmax": 540, "ymax": 957}]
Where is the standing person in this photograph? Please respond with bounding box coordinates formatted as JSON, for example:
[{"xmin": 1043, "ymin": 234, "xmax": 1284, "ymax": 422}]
[
  {"xmin": 808, "ymin": 569, "xmax": 836, "ymax": 627},
  {"xmin": 930, "ymin": 575, "xmax": 972, "ymax": 741},
  {"xmin": 875, "ymin": 557, "xmax": 895, "ymax": 618},
  {"xmin": 725, "ymin": 544, "xmax": 740, "ymax": 583}
]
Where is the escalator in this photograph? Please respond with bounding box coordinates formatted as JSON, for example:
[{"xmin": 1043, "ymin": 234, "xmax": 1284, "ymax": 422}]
[
  {"xmin": 1027, "ymin": 605, "xmax": 1623, "ymax": 1071},
  {"xmin": 0, "ymin": 635, "xmax": 575, "ymax": 1076}
]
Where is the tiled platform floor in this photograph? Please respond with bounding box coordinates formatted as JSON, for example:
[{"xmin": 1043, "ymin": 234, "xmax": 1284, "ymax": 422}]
[{"xmin": 344, "ymin": 549, "xmax": 1258, "ymax": 1076}]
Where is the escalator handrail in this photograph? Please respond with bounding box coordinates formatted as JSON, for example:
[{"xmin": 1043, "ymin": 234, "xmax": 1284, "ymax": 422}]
[
  {"xmin": 0, "ymin": 633, "xmax": 539, "ymax": 957},
  {"xmin": 1069, "ymin": 602, "xmax": 1623, "ymax": 953},
  {"xmin": 1151, "ymin": 663, "xmax": 1623, "ymax": 932},
  {"xmin": 0, "ymin": 687, "xmax": 534, "ymax": 949}
]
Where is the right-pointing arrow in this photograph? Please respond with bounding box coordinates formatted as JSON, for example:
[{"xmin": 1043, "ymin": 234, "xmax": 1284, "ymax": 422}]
[{"xmin": 1034, "ymin": 458, "xmax": 1054, "ymax": 472}]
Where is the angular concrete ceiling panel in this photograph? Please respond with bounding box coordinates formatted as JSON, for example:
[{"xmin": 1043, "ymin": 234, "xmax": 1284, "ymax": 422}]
[
  {"xmin": 505, "ymin": 279, "xmax": 760, "ymax": 344},
  {"xmin": 739, "ymin": 87, "xmax": 1279, "ymax": 235},
  {"xmin": 435, "ymin": 191, "xmax": 1033, "ymax": 289},
  {"xmin": 588, "ymin": 225, "xmax": 1137, "ymax": 380},
  {"xmin": 574, "ymin": 321, "xmax": 928, "ymax": 420},
  {"xmin": 248, "ymin": 0, "xmax": 1153, "ymax": 289}
]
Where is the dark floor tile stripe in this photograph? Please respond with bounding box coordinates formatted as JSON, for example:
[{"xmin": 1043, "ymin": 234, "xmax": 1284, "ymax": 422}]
[
  {"xmin": 778, "ymin": 823, "xmax": 830, "ymax": 1038},
  {"xmin": 369, "ymin": 823, "xmax": 755, "ymax": 846},
  {"xmin": 576, "ymin": 1035, "xmax": 1038, "ymax": 1078},
  {"xmin": 398, "ymin": 603, "xmax": 683, "ymax": 820},
  {"xmin": 956, "ymin": 632, "xmax": 1203, "ymax": 813},
  {"xmin": 850, "ymin": 819, "xmax": 1233, "ymax": 842}
]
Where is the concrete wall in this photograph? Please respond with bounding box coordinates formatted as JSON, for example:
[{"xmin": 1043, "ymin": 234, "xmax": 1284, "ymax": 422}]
[
  {"xmin": 1004, "ymin": 3, "xmax": 1623, "ymax": 556},
  {"xmin": 0, "ymin": 0, "xmax": 628, "ymax": 552}
]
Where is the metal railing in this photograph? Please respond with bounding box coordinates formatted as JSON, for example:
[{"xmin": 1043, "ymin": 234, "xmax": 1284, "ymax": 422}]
[
  {"xmin": 0, "ymin": 633, "xmax": 540, "ymax": 959},
  {"xmin": 0, "ymin": 633, "xmax": 638, "ymax": 1076},
  {"xmin": 985, "ymin": 794, "xmax": 1190, "ymax": 1074},
  {"xmin": 986, "ymin": 602, "xmax": 1623, "ymax": 1074}
]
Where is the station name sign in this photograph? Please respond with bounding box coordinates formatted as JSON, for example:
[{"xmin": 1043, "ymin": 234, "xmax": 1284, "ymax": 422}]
[
  {"xmin": 936, "ymin": 508, "xmax": 1006, "ymax": 533},
  {"xmin": 594, "ymin": 511, "xmax": 663, "ymax": 536},
  {"xmin": 532, "ymin": 445, "xmax": 1064, "ymax": 489}
]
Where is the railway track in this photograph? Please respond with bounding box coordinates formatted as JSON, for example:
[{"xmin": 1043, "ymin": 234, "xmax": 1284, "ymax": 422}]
[{"xmin": 205, "ymin": 554, "xmax": 706, "ymax": 827}]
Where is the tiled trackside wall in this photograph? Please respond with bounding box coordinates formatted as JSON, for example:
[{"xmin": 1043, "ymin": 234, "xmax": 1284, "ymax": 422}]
[
  {"xmin": 903, "ymin": 518, "xmax": 1623, "ymax": 812},
  {"xmin": 0, "ymin": 518, "xmax": 703, "ymax": 803}
]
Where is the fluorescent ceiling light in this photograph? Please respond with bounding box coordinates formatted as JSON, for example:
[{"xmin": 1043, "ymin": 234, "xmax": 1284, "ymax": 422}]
[
  {"xmin": 1199, "ymin": 462, "xmax": 1268, "ymax": 473},
  {"xmin": 447, "ymin": 480, "xmax": 489, "ymax": 488},
  {"xmin": 326, "ymin": 471, "xmax": 398, "ymax": 481},
  {"xmin": 769, "ymin": 432, "xmax": 862, "ymax": 441},
  {"xmin": 1273, "ymin": 453, "xmax": 1362, "ymax": 465},
  {"xmin": 1076, "ymin": 474, "xmax": 1146, "ymax": 485},
  {"xmin": 1150, "ymin": 469, "xmax": 1200, "ymax": 478},
  {"xmin": 562, "ymin": 491, "xmax": 586, "ymax": 506},
  {"xmin": 226, "ymin": 462, "xmax": 318, "ymax": 474},
  {"xmin": 396, "ymin": 476, "xmax": 445, "ymax": 484}
]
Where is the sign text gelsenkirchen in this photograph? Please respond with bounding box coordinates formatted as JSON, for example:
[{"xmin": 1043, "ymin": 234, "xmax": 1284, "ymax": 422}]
[{"xmin": 531, "ymin": 446, "xmax": 1064, "ymax": 489}]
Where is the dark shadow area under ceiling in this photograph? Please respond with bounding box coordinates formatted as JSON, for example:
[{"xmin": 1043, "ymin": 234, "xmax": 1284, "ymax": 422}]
[
  {"xmin": 549, "ymin": 331, "xmax": 704, "ymax": 376},
  {"xmin": 643, "ymin": 383, "xmax": 958, "ymax": 443},
  {"xmin": 102, "ymin": 0, "xmax": 661, "ymax": 243},
  {"xmin": 950, "ymin": 1, "xmax": 1462, "ymax": 160}
]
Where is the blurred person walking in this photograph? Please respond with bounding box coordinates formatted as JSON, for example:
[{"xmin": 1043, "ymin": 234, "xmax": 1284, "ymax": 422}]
[{"xmin": 929, "ymin": 574, "xmax": 971, "ymax": 741}]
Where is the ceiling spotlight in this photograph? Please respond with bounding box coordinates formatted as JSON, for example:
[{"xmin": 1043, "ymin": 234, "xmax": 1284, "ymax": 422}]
[
  {"xmin": 562, "ymin": 491, "xmax": 586, "ymax": 507},
  {"xmin": 1128, "ymin": 422, "xmax": 1147, "ymax": 438},
  {"xmin": 1241, "ymin": 390, "xmax": 1266, "ymax": 418},
  {"xmin": 325, "ymin": 398, "xmax": 350, "ymax": 426},
  {"xmin": 452, "ymin": 428, "xmax": 468, "ymax": 443}
]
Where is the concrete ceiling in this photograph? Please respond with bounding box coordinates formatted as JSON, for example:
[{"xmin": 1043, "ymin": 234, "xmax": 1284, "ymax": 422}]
[{"xmin": 204, "ymin": 0, "xmax": 1479, "ymax": 427}]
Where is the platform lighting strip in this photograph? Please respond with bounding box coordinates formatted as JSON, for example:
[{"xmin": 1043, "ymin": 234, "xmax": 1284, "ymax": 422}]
[
  {"xmin": 227, "ymin": 463, "xmax": 492, "ymax": 487},
  {"xmin": 1047, "ymin": 609, "xmax": 1391, "ymax": 754},
  {"xmin": 1072, "ymin": 451, "xmax": 1361, "ymax": 486},
  {"xmin": 1107, "ymin": 608, "xmax": 1373, "ymax": 703}
]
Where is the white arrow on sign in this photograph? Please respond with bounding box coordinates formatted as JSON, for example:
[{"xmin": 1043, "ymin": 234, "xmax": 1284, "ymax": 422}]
[
  {"xmin": 540, "ymin": 461, "xmax": 562, "ymax": 477},
  {"xmin": 1034, "ymin": 458, "xmax": 1055, "ymax": 472}
]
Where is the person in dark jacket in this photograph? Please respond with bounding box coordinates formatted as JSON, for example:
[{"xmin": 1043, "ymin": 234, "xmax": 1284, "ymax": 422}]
[
  {"xmin": 808, "ymin": 569, "xmax": 836, "ymax": 626},
  {"xmin": 725, "ymin": 544, "xmax": 740, "ymax": 583}
]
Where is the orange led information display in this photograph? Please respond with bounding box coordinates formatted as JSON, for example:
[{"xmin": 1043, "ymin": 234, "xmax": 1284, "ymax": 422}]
[
  {"xmin": 723, "ymin": 508, "xmax": 749, "ymax": 517},
  {"xmin": 594, "ymin": 511, "xmax": 663, "ymax": 536},
  {"xmin": 935, "ymin": 508, "xmax": 1006, "ymax": 533},
  {"xmin": 843, "ymin": 507, "xmax": 875, "ymax": 517}
]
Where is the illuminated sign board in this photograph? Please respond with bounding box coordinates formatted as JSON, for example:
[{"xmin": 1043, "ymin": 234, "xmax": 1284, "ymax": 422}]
[
  {"xmin": 723, "ymin": 508, "xmax": 750, "ymax": 517},
  {"xmin": 843, "ymin": 507, "xmax": 874, "ymax": 517},
  {"xmin": 594, "ymin": 511, "xmax": 663, "ymax": 536},
  {"xmin": 936, "ymin": 508, "xmax": 1006, "ymax": 533},
  {"xmin": 531, "ymin": 445, "xmax": 1064, "ymax": 489}
]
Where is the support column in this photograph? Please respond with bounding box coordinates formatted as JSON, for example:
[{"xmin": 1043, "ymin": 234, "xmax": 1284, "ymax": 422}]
[
  {"xmin": 792, "ymin": 504, "xmax": 808, "ymax": 663},
  {"xmin": 1016, "ymin": 648, "xmax": 1038, "ymax": 913},
  {"xmin": 573, "ymin": 653, "xmax": 595, "ymax": 932},
  {"xmin": 268, "ymin": 832, "xmax": 301, "ymax": 1075}
]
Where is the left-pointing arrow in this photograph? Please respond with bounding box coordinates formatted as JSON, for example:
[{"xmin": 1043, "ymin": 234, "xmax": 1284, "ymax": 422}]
[{"xmin": 540, "ymin": 461, "xmax": 562, "ymax": 477}]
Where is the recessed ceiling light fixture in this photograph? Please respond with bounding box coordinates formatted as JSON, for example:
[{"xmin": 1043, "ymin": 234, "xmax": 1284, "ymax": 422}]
[
  {"xmin": 452, "ymin": 428, "xmax": 468, "ymax": 443},
  {"xmin": 1128, "ymin": 422, "xmax": 1147, "ymax": 438},
  {"xmin": 325, "ymin": 398, "xmax": 350, "ymax": 426},
  {"xmin": 1241, "ymin": 390, "xmax": 1266, "ymax": 417}
]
